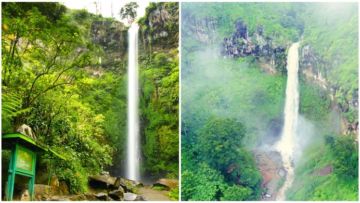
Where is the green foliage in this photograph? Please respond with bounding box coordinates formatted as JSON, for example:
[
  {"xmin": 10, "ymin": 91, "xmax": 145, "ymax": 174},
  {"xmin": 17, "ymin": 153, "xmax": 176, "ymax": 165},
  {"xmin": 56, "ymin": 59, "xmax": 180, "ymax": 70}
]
[
  {"xmin": 198, "ymin": 117, "xmax": 246, "ymax": 170},
  {"xmin": 119, "ymin": 2, "xmax": 139, "ymax": 22},
  {"xmin": 181, "ymin": 6, "xmax": 285, "ymax": 198},
  {"xmin": 182, "ymin": 163, "xmax": 226, "ymax": 201},
  {"xmin": 1, "ymin": 1, "xmax": 179, "ymax": 195},
  {"xmin": 169, "ymin": 187, "xmax": 179, "ymax": 200},
  {"xmin": 182, "ymin": 2, "xmax": 357, "ymax": 201},
  {"xmin": 126, "ymin": 2, "xmax": 180, "ymax": 179},
  {"xmin": 182, "ymin": 2, "xmax": 303, "ymax": 45},
  {"xmin": 152, "ymin": 185, "xmax": 167, "ymax": 191},
  {"xmin": 2, "ymin": 2, "xmax": 66, "ymax": 21},
  {"xmin": 138, "ymin": 2, "xmax": 179, "ymax": 49},
  {"xmin": 330, "ymin": 136, "xmax": 358, "ymax": 179},
  {"xmin": 1, "ymin": 2, "xmax": 120, "ymax": 193},
  {"xmin": 182, "ymin": 153, "xmax": 260, "ymax": 201},
  {"xmin": 182, "ymin": 49, "xmax": 286, "ymax": 147},
  {"xmin": 300, "ymin": 3, "xmax": 358, "ymax": 124},
  {"xmin": 221, "ymin": 185, "xmax": 252, "ymax": 201},
  {"xmin": 140, "ymin": 50, "xmax": 179, "ymax": 177},
  {"xmin": 299, "ymin": 81, "xmax": 331, "ymax": 121},
  {"xmin": 182, "ymin": 117, "xmax": 261, "ymax": 200},
  {"xmin": 288, "ymin": 4, "xmax": 358, "ymax": 200},
  {"xmin": 54, "ymin": 161, "xmax": 89, "ymax": 194},
  {"xmin": 1, "ymin": 89, "xmax": 31, "ymax": 132},
  {"xmin": 287, "ymin": 135, "xmax": 358, "ymax": 200}
]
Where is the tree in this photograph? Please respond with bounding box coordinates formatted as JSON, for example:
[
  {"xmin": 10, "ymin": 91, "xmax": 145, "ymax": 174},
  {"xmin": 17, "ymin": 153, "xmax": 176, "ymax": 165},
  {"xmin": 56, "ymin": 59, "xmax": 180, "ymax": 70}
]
[
  {"xmin": 198, "ymin": 117, "xmax": 246, "ymax": 171},
  {"xmin": 2, "ymin": 2, "xmax": 92, "ymax": 126},
  {"xmin": 119, "ymin": 2, "xmax": 139, "ymax": 23},
  {"xmin": 221, "ymin": 185, "xmax": 252, "ymax": 201},
  {"xmin": 140, "ymin": 51, "xmax": 179, "ymax": 176},
  {"xmin": 2, "ymin": 2, "xmax": 113, "ymax": 193},
  {"xmin": 181, "ymin": 117, "xmax": 261, "ymax": 200},
  {"xmin": 330, "ymin": 136, "xmax": 358, "ymax": 179},
  {"xmin": 181, "ymin": 163, "xmax": 226, "ymax": 201}
]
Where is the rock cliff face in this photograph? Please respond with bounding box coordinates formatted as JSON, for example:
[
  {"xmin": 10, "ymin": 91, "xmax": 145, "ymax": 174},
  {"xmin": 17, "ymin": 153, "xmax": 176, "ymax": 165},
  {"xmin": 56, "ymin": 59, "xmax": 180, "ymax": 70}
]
[
  {"xmin": 299, "ymin": 45, "xmax": 328, "ymax": 89},
  {"xmin": 91, "ymin": 21, "xmax": 127, "ymax": 54},
  {"xmin": 90, "ymin": 20, "xmax": 128, "ymax": 73},
  {"xmin": 299, "ymin": 45, "xmax": 358, "ymax": 135},
  {"xmin": 182, "ymin": 16, "xmax": 288, "ymax": 74},
  {"xmin": 182, "ymin": 16, "xmax": 218, "ymax": 44},
  {"xmin": 221, "ymin": 20, "xmax": 287, "ymax": 74},
  {"xmin": 139, "ymin": 3, "xmax": 179, "ymax": 50}
]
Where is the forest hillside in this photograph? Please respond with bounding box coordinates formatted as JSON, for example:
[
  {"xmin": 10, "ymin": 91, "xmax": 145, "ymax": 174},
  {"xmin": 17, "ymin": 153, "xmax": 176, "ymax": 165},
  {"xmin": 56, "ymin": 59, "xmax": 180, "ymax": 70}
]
[
  {"xmin": 181, "ymin": 2, "xmax": 358, "ymax": 201},
  {"xmin": 2, "ymin": 2, "xmax": 179, "ymax": 200}
]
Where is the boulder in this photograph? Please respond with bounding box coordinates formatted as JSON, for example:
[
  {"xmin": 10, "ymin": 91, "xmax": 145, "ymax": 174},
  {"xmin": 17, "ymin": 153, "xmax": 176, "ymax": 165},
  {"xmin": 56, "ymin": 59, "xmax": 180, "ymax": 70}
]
[
  {"xmin": 278, "ymin": 168, "xmax": 286, "ymax": 177},
  {"xmin": 50, "ymin": 195, "xmax": 71, "ymax": 201},
  {"xmin": 101, "ymin": 171, "xmax": 110, "ymax": 176},
  {"xmin": 49, "ymin": 176, "xmax": 60, "ymax": 188},
  {"xmin": 20, "ymin": 189, "xmax": 30, "ymax": 201},
  {"xmin": 84, "ymin": 194, "xmax": 98, "ymax": 201},
  {"xmin": 34, "ymin": 184, "xmax": 56, "ymax": 200},
  {"xmin": 35, "ymin": 184, "xmax": 53, "ymax": 195},
  {"xmin": 114, "ymin": 178, "xmax": 122, "ymax": 188},
  {"xmin": 153, "ymin": 178, "xmax": 178, "ymax": 190},
  {"xmin": 89, "ymin": 175, "xmax": 117, "ymax": 189},
  {"xmin": 16, "ymin": 124, "xmax": 36, "ymax": 140},
  {"xmin": 58, "ymin": 181, "xmax": 69, "ymax": 195},
  {"xmin": 116, "ymin": 178, "xmax": 142, "ymax": 192},
  {"xmin": 69, "ymin": 194, "xmax": 86, "ymax": 201},
  {"xmin": 124, "ymin": 192, "xmax": 137, "ymax": 201},
  {"xmin": 95, "ymin": 192, "xmax": 109, "ymax": 200},
  {"xmin": 108, "ymin": 188, "xmax": 124, "ymax": 200},
  {"xmin": 69, "ymin": 194, "xmax": 101, "ymax": 201},
  {"xmin": 135, "ymin": 195, "xmax": 145, "ymax": 201}
]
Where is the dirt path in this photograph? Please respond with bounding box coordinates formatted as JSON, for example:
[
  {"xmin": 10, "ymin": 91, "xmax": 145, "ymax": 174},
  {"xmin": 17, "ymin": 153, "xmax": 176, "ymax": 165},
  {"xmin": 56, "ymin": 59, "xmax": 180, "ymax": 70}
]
[
  {"xmin": 314, "ymin": 165, "xmax": 333, "ymax": 176},
  {"xmin": 138, "ymin": 186, "xmax": 172, "ymax": 201}
]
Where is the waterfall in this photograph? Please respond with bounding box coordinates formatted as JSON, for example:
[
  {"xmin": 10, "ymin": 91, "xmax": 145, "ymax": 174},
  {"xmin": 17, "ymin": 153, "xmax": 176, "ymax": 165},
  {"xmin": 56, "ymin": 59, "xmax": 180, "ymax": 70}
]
[
  {"xmin": 275, "ymin": 42, "xmax": 300, "ymax": 200},
  {"xmin": 126, "ymin": 23, "xmax": 140, "ymax": 181}
]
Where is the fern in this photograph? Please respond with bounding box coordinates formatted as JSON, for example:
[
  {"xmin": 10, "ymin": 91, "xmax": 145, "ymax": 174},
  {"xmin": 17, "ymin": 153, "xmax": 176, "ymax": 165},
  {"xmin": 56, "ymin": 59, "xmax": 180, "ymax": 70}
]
[{"xmin": 2, "ymin": 90, "xmax": 31, "ymax": 132}]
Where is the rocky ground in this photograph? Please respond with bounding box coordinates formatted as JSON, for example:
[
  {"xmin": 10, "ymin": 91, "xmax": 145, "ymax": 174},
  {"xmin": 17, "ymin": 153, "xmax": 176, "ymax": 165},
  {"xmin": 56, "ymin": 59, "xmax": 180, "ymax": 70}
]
[
  {"xmin": 30, "ymin": 173, "xmax": 178, "ymax": 201},
  {"xmin": 138, "ymin": 186, "xmax": 170, "ymax": 201},
  {"xmin": 254, "ymin": 149, "xmax": 285, "ymax": 201}
]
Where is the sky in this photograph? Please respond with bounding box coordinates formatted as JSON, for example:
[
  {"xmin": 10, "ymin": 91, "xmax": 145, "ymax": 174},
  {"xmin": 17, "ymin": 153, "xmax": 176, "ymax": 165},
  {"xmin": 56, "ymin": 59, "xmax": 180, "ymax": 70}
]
[{"xmin": 62, "ymin": 0, "xmax": 149, "ymax": 25}]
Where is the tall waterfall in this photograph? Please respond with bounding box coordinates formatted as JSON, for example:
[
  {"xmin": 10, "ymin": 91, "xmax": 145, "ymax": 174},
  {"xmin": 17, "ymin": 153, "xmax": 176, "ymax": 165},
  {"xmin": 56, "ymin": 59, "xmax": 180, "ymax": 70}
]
[
  {"xmin": 126, "ymin": 23, "xmax": 140, "ymax": 181},
  {"xmin": 275, "ymin": 42, "xmax": 300, "ymax": 200}
]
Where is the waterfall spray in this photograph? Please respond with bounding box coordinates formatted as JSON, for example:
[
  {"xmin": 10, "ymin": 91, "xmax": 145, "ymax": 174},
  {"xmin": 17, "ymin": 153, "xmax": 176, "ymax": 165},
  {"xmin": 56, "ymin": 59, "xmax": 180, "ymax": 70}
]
[
  {"xmin": 127, "ymin": 23, "xmax": 140, "ymax": 181},
  {"xmin": 275, "ymin": 42, "xmax": 300, "ymax": 200}
]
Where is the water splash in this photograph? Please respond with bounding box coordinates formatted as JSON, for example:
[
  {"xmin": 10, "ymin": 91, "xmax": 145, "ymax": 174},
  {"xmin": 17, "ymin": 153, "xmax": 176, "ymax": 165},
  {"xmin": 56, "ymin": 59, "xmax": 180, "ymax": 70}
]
[
  {"xmin": 126, "ymin": 23, "xmax": 140, "ymax": 181},
  {"xmin": 275, "ymin": 42, "xmax": 300, "ymax": 200}
]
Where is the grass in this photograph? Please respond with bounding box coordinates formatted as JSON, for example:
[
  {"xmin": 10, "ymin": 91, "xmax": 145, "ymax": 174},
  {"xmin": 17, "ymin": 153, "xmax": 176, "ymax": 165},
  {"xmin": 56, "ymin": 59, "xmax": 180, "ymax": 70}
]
[
  {"xmin": 287, "ymin": 142, "xmax": 358, "ymax": 200},
  {"xmin": 169, "ymin": 187, "xmax": 179, "ymax": 200},
  {"xmin": 152, "ymin": 185, "xmax": 167, "ymax": 191}
]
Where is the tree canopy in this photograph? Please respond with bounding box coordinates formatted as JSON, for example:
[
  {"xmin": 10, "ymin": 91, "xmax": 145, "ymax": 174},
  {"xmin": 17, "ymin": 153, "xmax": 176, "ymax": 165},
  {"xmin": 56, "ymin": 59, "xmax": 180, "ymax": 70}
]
[{"xmin": 119, "ymin": 2, "xmax": 139, "ymax": 23}]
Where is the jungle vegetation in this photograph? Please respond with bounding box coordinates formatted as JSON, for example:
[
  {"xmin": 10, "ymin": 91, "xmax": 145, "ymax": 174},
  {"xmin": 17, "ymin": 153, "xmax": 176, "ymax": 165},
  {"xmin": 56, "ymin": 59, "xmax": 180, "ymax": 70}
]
[
  {"xmin": 181, "ymin": 2, "xmax": 358, "ymax": 201},
  {"xmin": 2, "ymin": 2, "xmax": 179, "ymax": 194}
]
